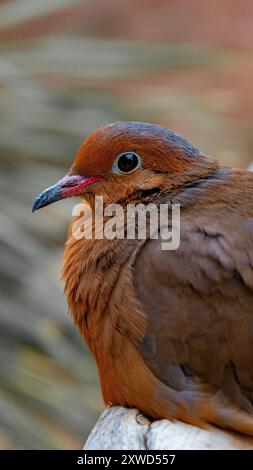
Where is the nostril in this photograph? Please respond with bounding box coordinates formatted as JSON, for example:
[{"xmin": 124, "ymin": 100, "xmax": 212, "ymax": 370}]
[
  {"xmin": 61, "ymin": 181, "xmax": 77, "ymax": 188},
  {"xmin": 60, "ymin": 175, "xmax": 82, "ymax": 188}
]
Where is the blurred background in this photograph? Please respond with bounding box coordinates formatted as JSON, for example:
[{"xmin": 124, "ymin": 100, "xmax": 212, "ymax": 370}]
[{"xmin": 0, "ymin": 0, "xmax": 253, "ymax": 450}]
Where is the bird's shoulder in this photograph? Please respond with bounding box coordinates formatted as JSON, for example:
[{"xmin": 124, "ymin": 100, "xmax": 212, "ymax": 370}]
[{"xmin": 135, "ymin": 167, "xmax": 253, "ymax": 299}]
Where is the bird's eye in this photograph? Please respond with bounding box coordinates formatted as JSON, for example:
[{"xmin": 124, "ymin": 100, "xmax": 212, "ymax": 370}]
[{"xmin": 113, "ymin": 152, "xmax": 141, "ymax": 174}]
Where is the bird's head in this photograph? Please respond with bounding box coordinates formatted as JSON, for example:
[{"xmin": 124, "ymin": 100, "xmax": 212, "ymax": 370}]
[{"xmin": 32, "ymin": 121, "xmax": 216, "ymax": 212}]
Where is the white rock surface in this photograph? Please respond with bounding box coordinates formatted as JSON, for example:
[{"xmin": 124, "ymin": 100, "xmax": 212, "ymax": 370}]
[{"xmin": 85, "ymin": 406, "xmax": 253, "ymax": 450}]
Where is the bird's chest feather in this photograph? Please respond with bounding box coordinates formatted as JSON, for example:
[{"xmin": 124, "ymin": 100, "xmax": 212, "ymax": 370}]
[{"xmin": 62, "ymin": 234, "xmax": 148, "ymax": 403}]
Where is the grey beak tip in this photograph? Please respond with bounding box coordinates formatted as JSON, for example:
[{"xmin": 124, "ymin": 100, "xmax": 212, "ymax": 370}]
[
  {"xmin": 32, "ymin": 192, "xmax": 48, "ymax": 213},
  {"xmin": 32, "ymin": 198, "xmax": 40, "ymax": 213},
  {"xmin": 32, "ymin": 185, "xmax": 61, "ymax": 213}
]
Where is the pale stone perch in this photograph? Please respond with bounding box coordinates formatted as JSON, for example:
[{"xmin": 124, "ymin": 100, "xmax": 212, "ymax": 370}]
[{"xmin": 85, "ymin": 406, "xmax": 253, "ymax": 450}]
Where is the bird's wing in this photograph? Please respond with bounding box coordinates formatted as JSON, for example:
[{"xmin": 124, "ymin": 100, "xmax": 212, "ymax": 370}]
[{"xmin": 133, "ymin": 210, "xmax": 253, "ymax": 412}]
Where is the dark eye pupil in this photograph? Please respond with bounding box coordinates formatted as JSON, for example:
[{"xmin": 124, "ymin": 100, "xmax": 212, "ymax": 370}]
[{"xmin": 117, "ymin": 152, "xmax": 139, "ymax": 173}]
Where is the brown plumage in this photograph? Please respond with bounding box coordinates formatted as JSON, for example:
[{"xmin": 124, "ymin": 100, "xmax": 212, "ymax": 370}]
[{"xmin": 33, "ymin": 122, "xmax": 253, "ymax": 435}]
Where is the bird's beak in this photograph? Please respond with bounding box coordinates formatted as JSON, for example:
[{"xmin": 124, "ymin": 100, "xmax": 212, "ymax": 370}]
[{"xmin": 32, "ymin": 174, "xmax": 102, "ymax": 212}]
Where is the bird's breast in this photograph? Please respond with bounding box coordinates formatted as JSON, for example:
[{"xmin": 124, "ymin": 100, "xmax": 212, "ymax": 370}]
[
  {"xmin": 62, "ymin": 233, "xmax": 150, "ymax": 405},
  {"xmin": 62, "ymin": 233, "xmax": 146, "ymax": 348}
]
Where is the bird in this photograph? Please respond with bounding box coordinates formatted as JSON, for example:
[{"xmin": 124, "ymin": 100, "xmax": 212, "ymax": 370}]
[{"xmin": 33, "ymin": 121, "xmax": 253, "ymax": 436}]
